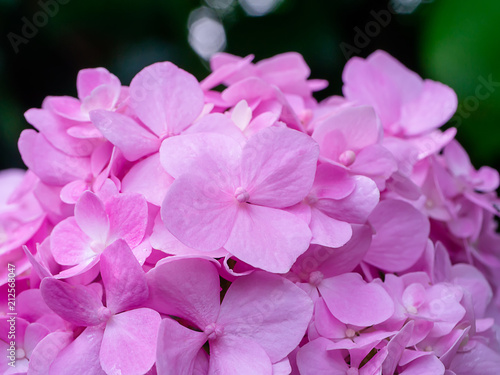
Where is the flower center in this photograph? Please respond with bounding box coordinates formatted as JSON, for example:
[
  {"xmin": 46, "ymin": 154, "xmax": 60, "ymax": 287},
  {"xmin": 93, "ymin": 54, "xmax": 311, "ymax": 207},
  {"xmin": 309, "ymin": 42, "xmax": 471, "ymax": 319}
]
[
  {"xmin": 90, "ymin": 240, "xmax": 106, "ymax": 254},
  {"xmin": 204, "ymin": 323, "xmax": 224, "ymax": 340},
  {"xmin": 234, "ymin": 187, "xmax": 250, "ymax": 203},
  {"xmin": 345, "ymin": 328, "xmax": 356, "ymax": 339},
  {"xmin": 347, "ymin": 368, "xmax": 359, "ymax": 375},
  {"xmin": 308, "ymin": 271, "xmax": 324, "ymax": 286},
  {"xmin": 339, "ymin": 150, "xmax": 356, "ymax": 166},
  {"xmin": 16, "ymin": 348, "xmax": 26, "ymax": 359}
]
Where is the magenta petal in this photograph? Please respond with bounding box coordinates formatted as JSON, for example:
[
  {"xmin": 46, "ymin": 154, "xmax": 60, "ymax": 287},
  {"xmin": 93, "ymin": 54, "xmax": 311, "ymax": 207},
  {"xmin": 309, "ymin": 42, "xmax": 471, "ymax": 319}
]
[
  {"xmin": 241, "ymin": 127, "xmax": 319, "ymax": 208},
  {"xmin": 225, "ymin": 204, "xmax": 312, "ymax": 273},
  {"xmin": 209, "ymin": 335, "xmax": 273, "ymax": 375},
  {"xmin": 146, "ymin": 258, "xmax": 220, "ymax": 328},
  {"xmin": 218, "ymin": 271, "xmax": 313, "ymax": 362},
  {"xmin": 18, "ymin": 130, "xmax": 90, "ymax": 186},
  {"xmin": 364, "ymin": 199, "xmax": 430, "ymax": 272},
  {"xmin": 50, "ymin": 217, "xmax": 94, "ymax": 266},
  {"xmin": 105, "ymin": 193, "xmax": 148, "ymax": 248},
  {"xmin": 129, "ymin": 62, "xmax": 204, "ymax": 136},
  {"xmin": 100, "ymin": 308, "xmax": 161, "ymax": 375},
  {"xmin": 75, "ymin": 191, "xmax": 109, "ymax": 244},
  {"xmin": 162, "ymin": 173, "xmax": 238, "ymax": 251},
  {"xmin": 156, "ymin": 317, "xmax": 208, "ymax": 375},
  {"xmin": 319, "ymin": 273, "xmax": 394, "ymax": 327},
  {"xmin": 296, "ymin": 338, "xmax": 349, "ymax": 375},
  {"xmin": 100, "ymin": 239, "xmax": 149, "ymax": 314},
  {"xmin": 23, "ymin": 322, "xmax": 50, "ymax": 359},
  {"xmin": 40, "ymin": 278, "xmax": 108, "ymax": 326},
  {"xmin": 50, "ymin": 325, "xmax": 106, "ymax": 375}
]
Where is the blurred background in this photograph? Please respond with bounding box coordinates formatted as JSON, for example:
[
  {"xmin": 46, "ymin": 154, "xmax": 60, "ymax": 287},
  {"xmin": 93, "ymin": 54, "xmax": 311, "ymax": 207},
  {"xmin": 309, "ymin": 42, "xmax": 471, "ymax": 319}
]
[{"xmin": 1, "ymin": 0, "xmax": 499, "ymax": 171}]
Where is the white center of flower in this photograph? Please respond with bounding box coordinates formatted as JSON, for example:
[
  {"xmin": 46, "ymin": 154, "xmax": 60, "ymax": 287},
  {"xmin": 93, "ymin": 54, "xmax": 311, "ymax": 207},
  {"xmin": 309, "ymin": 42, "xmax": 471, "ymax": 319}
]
[
  {"xmin": 205, "ymin": 323, "xmax": 224, "ymax": 340},
  {"xmin": 308, "ymin": 271, "xmax": 324, "ymax": 286},
  {"xmin": 234, "ymin": 187, "xmax": 250, "ymax": 203},
  {"xmin": 407, "ymin": 305, "xmax": 418, "ymax": 314},
  {"xmin": 424, "ymin": 345, "xmax": 433, "ymax": 352},
  {"xmin": 90, "ymin": 240, "xmax": 106, "ymax": 254},
  {"xmin": 339, "ymin": 150, "xmax": 356, "ymax": 167},
  {"xmin": 16, "ymin": 348, "xmax": 26, "ymax": 359},
  {"xmin": 346, "ymin": 368, "xmax": 359, "ymax": 375},
  {"xmin": 345, "ymin": 328, "xmax": 356, "ymax": 338}
]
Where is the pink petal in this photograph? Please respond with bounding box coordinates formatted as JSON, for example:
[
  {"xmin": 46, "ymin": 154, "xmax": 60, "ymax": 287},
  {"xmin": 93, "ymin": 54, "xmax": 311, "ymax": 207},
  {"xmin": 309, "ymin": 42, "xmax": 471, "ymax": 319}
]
[
  {"xmin": 315, "ymin": 175, "xmax": 379, "ymax": 224},
  {"xmin": 449, "ymin": 341, "xmax": 500, "ymax": 375},
  {"xmin": 342, "ymin": 55, "xmax": 403, "ymax": 128},
  {"xmin": 401, "ymin": 79, "xmax": 458, "ymax": 136},
  {"xmin": 296, "ymin": 338, "xmax": 349, "ymax": 375},
  {"xmin": 100, "ymin": 239, "xmax": 149, "ymax": 314},
  {"xmin": 75, "ymin": 191, "xmax": 109, "ymax": 244},
  {"xmin": 161, "ymin": 173, "xmax": 238, "ymax": 251},
  {"xmin": 146, "ymin": 258, "xmax": 220, "ymax": 328},
  {"xmin": 319, "ymin": 273, "xmax": 394, "ymax": 327},
  {"xmin": 218, "ymin": 271, "xmax": 313, "ymax": 362},
  {"xmin": 309, "ymin": 208, "xmax": 352, "ymax": 248},
  {"xmin": 24, "ymin": 322, "xmax": 50, "ymax": 359},
  {"xmin": 24, "ymin": 108, "xmax": 95, "ymax": 156},
  {"xmin": 44, "ymin": 96, "xmax": 87, "ymax": 121},
  {"xmin": 241, "ymin": 127, "xmax": 319, "ymax": 208},
  {"xmin": 100, "ymin": 308, "xmax": 161, "ymax": 375},
  {"xmin": 50, "ymin": 217, "xmax": 94, "ymax": 266},
  {"xmin": 18, "ymin": 130, "xmax": 90, "ymax": 186},
  {"xmin": 81, "ymin": 84, "xmax": 120, "ymax": 113},
  {"xmin": 40, "ymin": 278, "xmax": 108, "ymax": 326},
  {"xmin": 312, "ymin": 106, "xmax": 381, "ymax": 161},
  {"xmin": 159, "ymin": 132, "xmax": 242, "ymax": 180},
  {"xmin": 225, "ymin": 204, "xmax": 312, "ymax": 273},
  {"xmin": 156, "ymin": 317, "xmax": 208, "ymax": 375},
  {"xmin": 50, "ymin": 325, "xmax": 106, "ymax": 375},
  {"xmin": 382, "ymin": 321, "xmax": 414, "ymax": 375},
  {"xmin": 185, "ymin": 113, "xmax": 246, "ymax": 146},
  {"xmin": 129, "ymin": 62, "xmax": 204, "ymax": 136},
  {"xmin": 28, "ymin": 331, "xmax": 73, "ymax": 375},
  {"xmin": 150, "ymin": 214, "xmax": 227, "ymax": 257},
  {"xmin": 310, "ymin": 164, "xmax": 356, "ymax": 200},
  {"xmin": 364, "ymin": 199, "xmax": 430, "ymax": 272},
  {"xmin": 105, "ymin": 193, "xmax": 148, "ymax": 248},
  {"xmin": 209, "ymin": 335, "xmax": 273, "ymax": 375},
  {"xmin": 90, "ymin": 110, "xmax": 160, "ymax": 161},
  {"xmin": 400, "ymin": 354, "xmax": 445, "ymax": 375},
  {"xmin": 316, "ymin": 224, "xmax": 373, "ymax": 278},
  {"xmin": 77, "ymin": 67, "xmax": 120, "ymax": 100},
  {"xmin": 443, "ymin": 140, "xmax": 473, "ymax": 177}
]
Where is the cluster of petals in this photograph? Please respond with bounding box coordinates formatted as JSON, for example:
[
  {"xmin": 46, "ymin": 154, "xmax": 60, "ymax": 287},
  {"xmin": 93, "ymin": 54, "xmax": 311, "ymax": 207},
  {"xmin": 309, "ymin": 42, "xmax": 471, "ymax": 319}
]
[{"xmin": 1, "ymin": 49, "xmax": 499, "ymax": 374}]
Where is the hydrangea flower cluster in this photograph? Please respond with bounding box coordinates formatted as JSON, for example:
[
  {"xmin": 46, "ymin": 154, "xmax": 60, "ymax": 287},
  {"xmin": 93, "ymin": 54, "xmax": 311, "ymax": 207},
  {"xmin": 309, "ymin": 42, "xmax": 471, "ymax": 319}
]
[{"xmin": 1, "ymin": 50, "xmax": 500, "ymax": 374}]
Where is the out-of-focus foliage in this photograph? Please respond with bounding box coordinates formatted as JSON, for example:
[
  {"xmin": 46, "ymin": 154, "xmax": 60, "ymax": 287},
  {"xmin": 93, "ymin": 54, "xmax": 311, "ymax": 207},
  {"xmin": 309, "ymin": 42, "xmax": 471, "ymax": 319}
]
[{"xmin": 0, "ymin": 0, "xmax": 498, "ymax": 170}]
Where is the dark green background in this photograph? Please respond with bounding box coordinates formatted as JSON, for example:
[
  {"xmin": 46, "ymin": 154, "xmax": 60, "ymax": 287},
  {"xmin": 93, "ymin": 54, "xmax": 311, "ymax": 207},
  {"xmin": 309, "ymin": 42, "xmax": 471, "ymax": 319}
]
[{"xmin": 1, "ymin": 0, "xmax": 499, "ymax": 171}]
